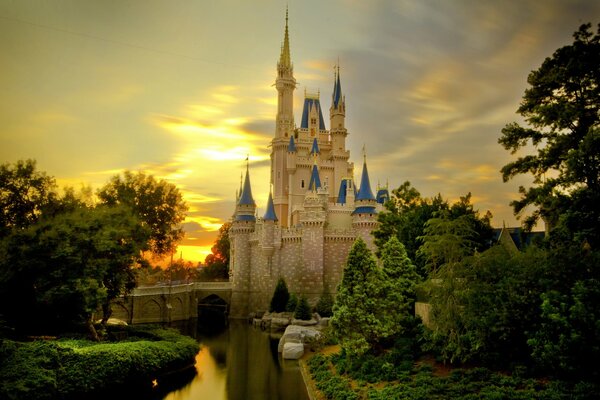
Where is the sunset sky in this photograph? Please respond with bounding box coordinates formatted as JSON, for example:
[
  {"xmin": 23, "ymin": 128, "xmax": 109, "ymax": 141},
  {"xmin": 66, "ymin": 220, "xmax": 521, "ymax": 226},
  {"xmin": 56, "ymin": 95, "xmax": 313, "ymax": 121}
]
[{"xmin": 1, "ymin": 1, "xmax": 598, "ymax": 263}]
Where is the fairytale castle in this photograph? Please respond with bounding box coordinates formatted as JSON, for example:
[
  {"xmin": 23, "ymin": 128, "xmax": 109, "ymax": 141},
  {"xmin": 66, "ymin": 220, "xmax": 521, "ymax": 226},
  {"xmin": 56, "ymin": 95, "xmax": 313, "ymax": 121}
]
[{"xmin": 229, "ymin": 12, "xmax": 389, "ymax": 318}]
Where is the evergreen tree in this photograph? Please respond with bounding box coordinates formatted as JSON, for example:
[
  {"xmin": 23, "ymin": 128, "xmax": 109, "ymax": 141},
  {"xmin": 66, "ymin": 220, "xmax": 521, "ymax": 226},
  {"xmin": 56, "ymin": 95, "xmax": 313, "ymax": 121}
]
[
  {"xmin": 269, "ymin": 278, "xmax": 290, "ymax": 313},
  {"xmin": 294, "ymin": 296, "xmax": 312, "ymax": 320},
  {"xmin": 498, "ymin": 23, "xmax": 600, "ymax": 245},
  {"xmin": 286, "ymin": 293, "xmax": 298, "ymax": 312},
  {"xmin": 316, "ymin": 293, "xmax": 334, "ymax": 317},
  {"xmin": 381, "ymin": 236, "xmax": 420, "ymax": 300},
  {"xmin": 331, "ymin": 238, "xmax": 395, "ymax": 357}
]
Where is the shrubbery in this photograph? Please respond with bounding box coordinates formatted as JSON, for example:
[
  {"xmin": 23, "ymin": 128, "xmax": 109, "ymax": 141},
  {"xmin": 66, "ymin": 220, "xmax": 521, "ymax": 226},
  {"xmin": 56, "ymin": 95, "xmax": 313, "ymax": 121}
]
[
  {"xmin": 294, "ymin": 296, "xmax": 312, "ymax": 320},
  {"xmin": 0, "ymin": 326, "xmax": 199, "ymax": 400},
  {"xmin": 269, "ymin": 278, "xmax": 289, "ymax": 313}
]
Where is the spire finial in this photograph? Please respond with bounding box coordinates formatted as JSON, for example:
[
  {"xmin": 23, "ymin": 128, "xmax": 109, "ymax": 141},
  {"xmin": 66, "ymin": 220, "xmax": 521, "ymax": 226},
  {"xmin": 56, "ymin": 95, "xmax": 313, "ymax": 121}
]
[
  {"xmin": 362, "ymin": 144, "xmax": 367, "ymax": 163},
  {"xmin": 279, "ymin": 7, "xmax": 291, "ymax": 67}
]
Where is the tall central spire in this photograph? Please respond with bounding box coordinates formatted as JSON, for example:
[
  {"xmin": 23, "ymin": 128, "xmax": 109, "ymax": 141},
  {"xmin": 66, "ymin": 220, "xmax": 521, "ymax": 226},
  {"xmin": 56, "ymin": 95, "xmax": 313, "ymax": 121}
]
[{"xmin": 279, "ymin": 7, "xmax": 291, "ymax": 68}]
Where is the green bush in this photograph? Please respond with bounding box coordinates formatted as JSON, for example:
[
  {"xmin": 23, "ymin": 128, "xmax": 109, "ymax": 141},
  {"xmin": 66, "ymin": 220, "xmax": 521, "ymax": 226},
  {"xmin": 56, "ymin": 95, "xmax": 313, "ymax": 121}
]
[
  {"xmin": 294, "ymin": 296, "xmax": 312, "ymax": 320},
  {"xmin": 270, "ymin": 278, "xmax": 290, "ymax": 313},
  {"xmin": 316, "ymin": 293, "xmax": 334, "ymax": 317},
  {"xmin": 0, "ymin": 326, "xmax": 199, "ymax": 400},
  {"xmin": 286, "ymin": 293, "xmax": 298, "ymax": 312}
]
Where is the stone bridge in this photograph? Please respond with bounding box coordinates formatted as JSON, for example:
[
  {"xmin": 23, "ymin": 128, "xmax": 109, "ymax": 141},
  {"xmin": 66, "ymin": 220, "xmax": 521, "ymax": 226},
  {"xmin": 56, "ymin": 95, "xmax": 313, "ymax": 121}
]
[{"xmin": 109, "ymin": 281, "xmax": 232, "ymax": 324}]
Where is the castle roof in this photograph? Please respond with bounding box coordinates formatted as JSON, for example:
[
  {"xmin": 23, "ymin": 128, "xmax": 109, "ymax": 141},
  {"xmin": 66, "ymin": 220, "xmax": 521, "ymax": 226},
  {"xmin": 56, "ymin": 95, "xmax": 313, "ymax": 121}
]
[
  {"xmin": 279, "ymin": 7, "xmax": 291, "ymax": 68},
  {"xmin": 287, "ymin": 135, "xmax": 297, "ymax": 152},
  {"xmin": 300, "ymin": 97, "xmax": 326, "ymax": 130},
  {"xmin": 263, "ymin": 191, "xmax": 278, "ymax": 221},
  {"xmin": 310, "ymin": 137, "xmax": 320, "ymax": 155},
  {"xmin": 332, "ymin": 66, "xmax": 342, "ymax": 108},
  {"xmin": 238, "ymin": 165, "xmax": 255, "ymax": 206},
  {"xmin": 308, "ymin": 163, "xmax": 322, "ymax": 191},
  {"xmin": 352, "ymin": 205, "xmax": 377, "ymax": 215},
  {"xmin": 356, "ymin": 160, "xmax": 375, "ymax": 201},
  {"xmin": 337, "ymin": 179, "xmax": 348, "ymax": 204},
  {"xmin": 376, "ymin": 187, "xmax": 390, "ymax": 204}
]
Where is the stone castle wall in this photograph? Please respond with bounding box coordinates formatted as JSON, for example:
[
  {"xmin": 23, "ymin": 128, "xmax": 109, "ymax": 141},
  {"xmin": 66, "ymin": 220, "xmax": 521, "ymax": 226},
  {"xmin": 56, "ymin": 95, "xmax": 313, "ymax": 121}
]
[{"xmin": 230, "ymin": 222, "xmax": 377, "ymax": 317}]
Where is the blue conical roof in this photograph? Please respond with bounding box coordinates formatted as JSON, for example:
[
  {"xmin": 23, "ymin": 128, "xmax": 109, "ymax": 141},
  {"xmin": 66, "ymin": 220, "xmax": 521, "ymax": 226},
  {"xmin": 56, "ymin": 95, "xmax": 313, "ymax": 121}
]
[
  {"xmin": 308, "ymin": 164, "xmax": 322, "ymax": 191},
  {"xmin": 337, "ymin": 179, "xmax": 348, "ymax": 204},
  {"xmin": 238, "ymin": 166, "xmax": 255, "ymax": 206},
  {"xmin": 287, "ymin": 135, "xmax": 297, "ymax": 152},
  {"xmin": 263, "ymin": 192, "xmax": 278, "ymax": 221},
  {"xmin": 356, "ymin": 160, "xmax": 375, "ymax": 201},
  {"xmin": 310, "ymin": 137, "xmax": 320, "ymax": 155},
  {"xmin": 333, "ymin": 68, "xmax": 342, "ymax": 108}
]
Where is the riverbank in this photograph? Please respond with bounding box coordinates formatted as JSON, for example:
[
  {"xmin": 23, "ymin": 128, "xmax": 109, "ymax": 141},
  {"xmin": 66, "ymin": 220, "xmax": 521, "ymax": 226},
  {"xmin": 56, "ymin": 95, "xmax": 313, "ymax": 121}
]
[{"xmin": 0, "ymin": 325, "xmax": 199, "ymax": 400}]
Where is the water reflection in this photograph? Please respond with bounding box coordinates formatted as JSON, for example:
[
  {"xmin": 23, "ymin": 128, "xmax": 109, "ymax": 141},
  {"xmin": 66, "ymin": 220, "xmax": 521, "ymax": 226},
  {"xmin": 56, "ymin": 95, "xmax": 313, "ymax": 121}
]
[{"xmin": 162, "ymin": 321, "xmax": 309, "ymax": 400}]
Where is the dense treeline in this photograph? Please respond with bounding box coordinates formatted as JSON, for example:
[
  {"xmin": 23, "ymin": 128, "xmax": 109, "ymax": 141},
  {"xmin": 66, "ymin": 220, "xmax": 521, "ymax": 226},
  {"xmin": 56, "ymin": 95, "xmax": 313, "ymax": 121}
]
[
  {"xmin": 0, "ymin": 161, "xmax": 187, "ymax": 339},
  {"xmin": 321, "ymin": 22, "xmax": 600, "ymax": 398}
]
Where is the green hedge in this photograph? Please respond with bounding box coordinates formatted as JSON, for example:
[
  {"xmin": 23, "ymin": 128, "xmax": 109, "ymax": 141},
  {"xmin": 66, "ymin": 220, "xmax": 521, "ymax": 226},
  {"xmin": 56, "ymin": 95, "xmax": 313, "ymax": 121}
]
[
  {"xmin": 308, "ymin": 352, "xmax": 600, "ymax": 400},
  {"xmin": 0, "ymin": 326, "xmax": 199, "ymax": 400}
]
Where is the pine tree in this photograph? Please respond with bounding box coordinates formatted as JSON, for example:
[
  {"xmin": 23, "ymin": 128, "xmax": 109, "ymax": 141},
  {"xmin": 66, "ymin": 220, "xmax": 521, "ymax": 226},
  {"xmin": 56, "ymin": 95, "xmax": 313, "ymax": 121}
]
[
  {"xmin": 270, "ymin": 278, "xmax": 290, "ymax": 313},
  {"xmin": 331, "ymin": 238, "xmax": 395, "ymax": 357},
  {"xmin": 286, "ymin": 293, "xmax": 298, "ymax": 312},
  {"xmin": 381, "ymin": 236, "xmax": 420, "ymax": 302},
  {"xmin": 294, "ymin": 296, "xmax": 312, "ymax": 320},
  {"xmin": 316, "ymin": 292, "xmax": 334, "ymax": 317}
]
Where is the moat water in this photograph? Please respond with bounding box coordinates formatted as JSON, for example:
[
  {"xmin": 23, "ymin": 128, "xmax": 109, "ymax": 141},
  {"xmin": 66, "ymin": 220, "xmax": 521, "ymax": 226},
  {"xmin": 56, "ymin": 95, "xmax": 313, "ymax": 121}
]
[{"xmin": 158, "ymin": 320, "xmax": 309, "ymax": 400}]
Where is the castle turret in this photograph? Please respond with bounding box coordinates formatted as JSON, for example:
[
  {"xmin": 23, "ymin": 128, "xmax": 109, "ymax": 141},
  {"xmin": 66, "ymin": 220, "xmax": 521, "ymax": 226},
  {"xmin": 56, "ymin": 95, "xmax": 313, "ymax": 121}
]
[
  {"xmin": 262, "ymin": 191, "xmax": 277, "ymax": 259},
  {"xmin": 352, "ymin": 154, "xmax": 378, "ymax": 251},
  {"xmin": 329, "ymin": 65, "xmax": 350, "ymax": 203},
  {"xmin": 272, "ymin": 8, "xmax": 297, "ymax": 228},
  {"xmin": 229, "ymin": 163, "xmax": 257, "ymax": 318}
]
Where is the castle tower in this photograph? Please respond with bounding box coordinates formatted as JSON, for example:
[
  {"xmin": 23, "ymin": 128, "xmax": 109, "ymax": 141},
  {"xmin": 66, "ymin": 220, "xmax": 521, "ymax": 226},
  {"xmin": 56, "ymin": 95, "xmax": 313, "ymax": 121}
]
[
  {"xmin": 329, "ymin": 65, "xmax": 351, "ymax": 205},
  {"xmin": 229, "ymin": 163, "xmax": 257, "ymax": 318},
  {"xmin": 352, "ymin": 153, "xmax": 378, "ymax": 251},
  {"xmin": 272, "ymin": 8, "xmax": 296, "ymax": 226}
]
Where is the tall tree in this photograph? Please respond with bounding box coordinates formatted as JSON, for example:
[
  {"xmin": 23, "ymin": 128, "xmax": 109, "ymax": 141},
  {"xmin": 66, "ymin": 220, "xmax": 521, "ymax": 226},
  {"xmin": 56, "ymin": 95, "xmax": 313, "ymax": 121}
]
[
  {"xmin": 200, "ymin": 222, "xmax": 231, "ymax": 280},
  {"xmin": 0, "ymin": 159, "xmax": 58, "ymax": 237},
  {"xmin": 373, "ymin": 182, "xmax": 493, "ymax": 278},
  {"xmin": 270, "ymin": 278, "xmax": 290, "ymax": 313},
  {"xmin": 331, "ymin": 239, "xmax": 395, "ymax": 357},
  {"xmin": 97, "ymin": 171, "xmax": 187, "ymax": 256},
  {"xmin": 373, "ymin": 182, "xmax": 448, "ymax": 277},
  {"xmin": 0, "ymin": 205, "xmax": 147, "ymax": 339},
  {"xmin": 381, "ymin": 236, "xmax": 420, "ymax": 303},
  {"xmin": 499, "ymin": 23, "xmax": 600, "ymax": 244}
]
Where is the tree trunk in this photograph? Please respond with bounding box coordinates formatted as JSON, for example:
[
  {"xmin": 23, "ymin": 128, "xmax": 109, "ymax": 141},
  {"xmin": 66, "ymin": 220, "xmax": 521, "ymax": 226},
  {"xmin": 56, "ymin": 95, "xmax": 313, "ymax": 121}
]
[
  {"xmin": 101, "ymin": 300, "xmax": 112, "ymax": 326},
  {"xmin": 86, "ymin": 317, "xmax": 100, "ymax": 342}
]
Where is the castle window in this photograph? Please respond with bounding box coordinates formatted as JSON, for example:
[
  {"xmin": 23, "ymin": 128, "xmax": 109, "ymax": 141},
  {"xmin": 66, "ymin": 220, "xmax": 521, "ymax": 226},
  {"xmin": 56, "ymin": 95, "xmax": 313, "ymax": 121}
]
[{"xmin": 301, "ymin": 179, "xmax": 305, "ymax": 188}]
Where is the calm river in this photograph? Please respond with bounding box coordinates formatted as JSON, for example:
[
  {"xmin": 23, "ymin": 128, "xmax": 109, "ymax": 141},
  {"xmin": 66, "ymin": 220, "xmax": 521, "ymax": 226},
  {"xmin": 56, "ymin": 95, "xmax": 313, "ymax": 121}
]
[{"xmin": 160, "ymin": 320, "xmax": 309, "ymax": 400}]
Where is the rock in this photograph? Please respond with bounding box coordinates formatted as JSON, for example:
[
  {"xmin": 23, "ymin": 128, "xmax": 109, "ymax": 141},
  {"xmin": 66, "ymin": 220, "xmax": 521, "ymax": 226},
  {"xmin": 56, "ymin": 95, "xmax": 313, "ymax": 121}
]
[
  {"xmin": 317, "ymin": 317, "xmax": 330, "ymax": 327},
  {"xmin": 291, "ymin": 318, "xmax": 318, "ymax": 326},
  {"xmin": 95, "ymin": 318, "xmax": 128, "ymax": 326},
  {"xmin": 277, "ymin": 330, "xmax": 302, "ymax": 352},
  {"xmin": 270, "ymin": 317, "xmax": 291, "ymax": 332},
  {"xmin": 282, "ymin": 342, "xmax": 304, "ymax": 360},
  {"xmin": 278, "ymin": 324, "xmax": 321, "ymax": 353}
]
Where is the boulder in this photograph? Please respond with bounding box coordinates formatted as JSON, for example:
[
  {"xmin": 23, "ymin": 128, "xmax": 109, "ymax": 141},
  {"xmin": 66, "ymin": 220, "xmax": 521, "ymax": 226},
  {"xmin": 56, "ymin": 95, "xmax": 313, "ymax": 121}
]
[
  {"xmin": 317, "ymin": 317, "xmax": 330, "ymax": 327},
  {"xmin": 291, "ymin": 318, "xmax": 318, "ymax": 326},
  {"xmin": 270, "ymin": 317, "xmax": 291, "ymax": 332},
  {"xmin": 278, "ymin": 324, "xmax": 321, "ymax": 352},
  {"xmin": 282, "ymin": 342, "xmax": 304, "ymax": 360}
]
